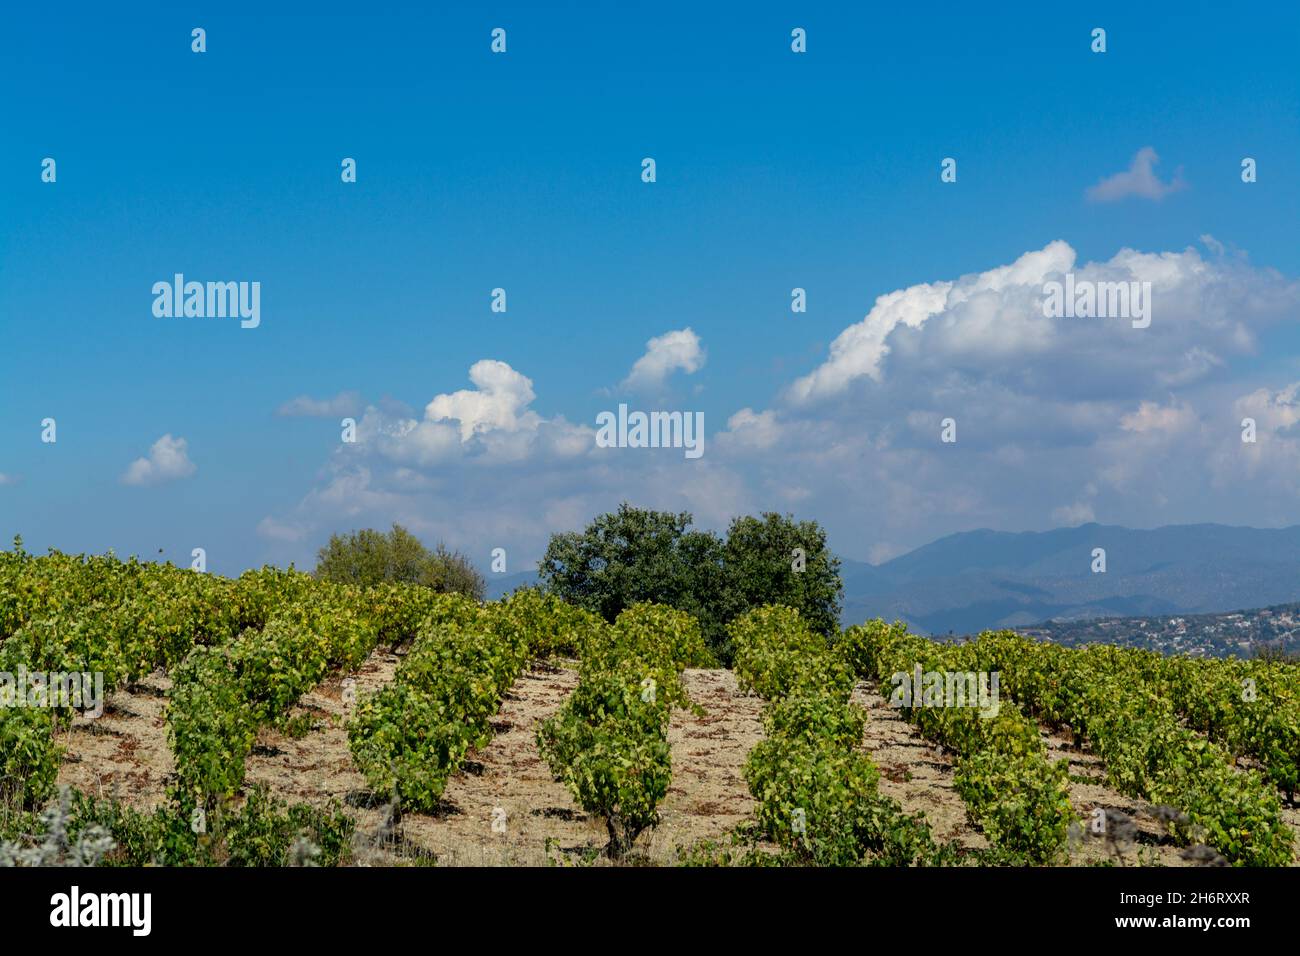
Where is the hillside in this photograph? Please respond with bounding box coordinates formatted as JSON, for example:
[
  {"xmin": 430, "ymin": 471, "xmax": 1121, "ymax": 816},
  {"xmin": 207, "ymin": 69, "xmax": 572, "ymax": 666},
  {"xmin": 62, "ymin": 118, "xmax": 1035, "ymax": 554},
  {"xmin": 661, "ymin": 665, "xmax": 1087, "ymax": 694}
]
[{"xmin": 8, "ymin": 549, "xmax": 1295, "ymax": 869}]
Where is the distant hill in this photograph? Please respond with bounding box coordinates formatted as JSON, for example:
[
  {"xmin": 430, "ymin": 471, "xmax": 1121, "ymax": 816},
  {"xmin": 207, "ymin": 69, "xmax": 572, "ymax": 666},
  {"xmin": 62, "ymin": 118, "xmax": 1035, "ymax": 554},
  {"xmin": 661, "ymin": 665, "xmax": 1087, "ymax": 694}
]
[
  {"xmin": 840, "ymin": 523, "xmax": 1300, "ymax": 635},
  {"xmin": 485, "ymin": 569, "xmax": 540, "ymax": 601}
]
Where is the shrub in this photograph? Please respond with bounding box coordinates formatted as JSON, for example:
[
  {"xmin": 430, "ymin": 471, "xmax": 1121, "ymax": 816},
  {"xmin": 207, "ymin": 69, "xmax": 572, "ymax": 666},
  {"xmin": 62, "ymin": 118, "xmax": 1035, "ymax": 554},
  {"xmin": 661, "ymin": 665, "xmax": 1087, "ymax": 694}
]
[
  {"xmin": 536, "ymin": 603, "xmax": 702, "ymax": 858},
  {"xmin": 167, "ymin": 647, "xmax": 258, "ymax": 803},
  {"xmin": 314, "ymin": 525, "xmax": 484, "ymax": 600},
  {"xmin": 537, "ymin": 670, "xmax": 673, "ymax": 857}
]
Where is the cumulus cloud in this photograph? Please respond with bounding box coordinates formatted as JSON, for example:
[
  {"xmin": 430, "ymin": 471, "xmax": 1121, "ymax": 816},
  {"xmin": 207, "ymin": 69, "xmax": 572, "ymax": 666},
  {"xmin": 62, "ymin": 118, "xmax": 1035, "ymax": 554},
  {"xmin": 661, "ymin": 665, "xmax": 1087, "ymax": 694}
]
[
  {"xmin": 788, "ymin": 241, "xmax": 1076, "ymax": 404},
  {"xmin": 121, "ymin": 434, "xmax": 197, "ymax": 486},
  {"xmin": 427, "ymin": 360, "xmax": 542, "ymax": 441},
  {"xmin": 256, "ymin": 360, "xmax": 607, "ymax": 560},
  {"xmin": 620, "ymin": 328, "xmax": 705, "ymax": 392},
  {"xmin": 1120, "ymin": 399, "xmax": 1197, "ymax": 434},
  {"xmin": 259, "ymin": 242, "xmax": 1300, "ymax": 573},
  {"xmin": 277, "ymin": 391, "xmax": 361, "ymax": 417},
  {"xmin": 788, "ymin": 240, "xmax": 1297, "ymax": 411},
  {"xmin": 1235, "ymin": 382, "xmax": 1300, "ymax": 432},
  {"xmin": 1051, "ymin": 501, "xmax": 1096, "ymax": 526},
  {"xmin": 732, "ymin": 239, "xmax": 1300, "ymax": 551},
  {"xmin": 1086, "ymin": 147, "xmax": 1186, "ymax": 202},
  {"xmin": 718, "ymin": 407, "xmax": 784, "ymax": 451}
]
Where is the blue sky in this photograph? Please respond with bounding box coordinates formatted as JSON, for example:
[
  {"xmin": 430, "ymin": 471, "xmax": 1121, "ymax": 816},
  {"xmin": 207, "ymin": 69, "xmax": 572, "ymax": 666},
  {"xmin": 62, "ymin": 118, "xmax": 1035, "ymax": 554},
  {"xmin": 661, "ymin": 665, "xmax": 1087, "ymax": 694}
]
[{"xmin": 2, "ymin": 1, "xmax": 1299, "ymax": 575}]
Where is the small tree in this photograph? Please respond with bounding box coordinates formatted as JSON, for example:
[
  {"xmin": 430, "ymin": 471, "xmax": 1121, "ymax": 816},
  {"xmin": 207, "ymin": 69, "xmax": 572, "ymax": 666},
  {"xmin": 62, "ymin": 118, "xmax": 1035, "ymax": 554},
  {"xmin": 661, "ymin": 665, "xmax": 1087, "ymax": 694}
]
[{"xmin": 314, "ymin": 525, "xmax": 484, "ymax": 600}]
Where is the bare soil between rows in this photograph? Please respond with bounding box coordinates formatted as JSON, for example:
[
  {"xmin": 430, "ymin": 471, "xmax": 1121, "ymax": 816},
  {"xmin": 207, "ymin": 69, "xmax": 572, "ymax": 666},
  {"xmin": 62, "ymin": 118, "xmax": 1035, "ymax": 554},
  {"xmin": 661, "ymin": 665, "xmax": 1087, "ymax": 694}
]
[{"xmin": 53, "ymin": 660, "xmax": 1296, "ymax": 866}]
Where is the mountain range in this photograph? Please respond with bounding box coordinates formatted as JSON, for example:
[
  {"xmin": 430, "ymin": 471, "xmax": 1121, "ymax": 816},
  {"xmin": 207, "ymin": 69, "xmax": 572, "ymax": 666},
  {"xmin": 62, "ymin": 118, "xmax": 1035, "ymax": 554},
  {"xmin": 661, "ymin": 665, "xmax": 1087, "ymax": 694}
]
[
  {"xmin": 840, "ymin": 523, "xmax": 1300, "ymax": 634},
  {"xmin": 486, "ymin": 522, "xmax": 1300, "ymax": 636}
]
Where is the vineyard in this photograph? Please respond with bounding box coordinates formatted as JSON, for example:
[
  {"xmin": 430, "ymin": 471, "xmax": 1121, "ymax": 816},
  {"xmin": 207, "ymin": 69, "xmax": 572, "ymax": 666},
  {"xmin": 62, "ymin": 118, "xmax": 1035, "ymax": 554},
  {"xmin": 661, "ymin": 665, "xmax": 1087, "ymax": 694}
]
[{"xmin": 1, "ymin": 542, "xmax": 1297, "ymax": 867}]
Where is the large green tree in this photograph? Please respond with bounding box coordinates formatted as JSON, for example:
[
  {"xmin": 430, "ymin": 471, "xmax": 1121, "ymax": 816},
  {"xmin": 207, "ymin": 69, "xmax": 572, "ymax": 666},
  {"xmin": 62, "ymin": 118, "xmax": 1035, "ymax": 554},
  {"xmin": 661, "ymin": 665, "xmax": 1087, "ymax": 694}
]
[
  {"xmin": 538, "ymin": 504, "xmax": 842, "ymax": 663},
  {"xmin": 314, "ymin": 524, "xmax": 485, "ymax": 599},
  {"xmin": 721, "ymin": 512, "xmax": 843, "ymax": 641},
  {"xmin": 538, "ymin": 505, "xmax": 726, "ymax": 640}
]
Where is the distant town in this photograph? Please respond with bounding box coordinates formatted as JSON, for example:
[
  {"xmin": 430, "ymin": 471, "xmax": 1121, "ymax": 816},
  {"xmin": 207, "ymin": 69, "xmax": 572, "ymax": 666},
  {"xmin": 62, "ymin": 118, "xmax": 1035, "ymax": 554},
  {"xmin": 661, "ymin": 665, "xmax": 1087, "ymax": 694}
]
[{"xmin": 1016, "ymin": 603, "xmax": 1300, "ymax": 659}]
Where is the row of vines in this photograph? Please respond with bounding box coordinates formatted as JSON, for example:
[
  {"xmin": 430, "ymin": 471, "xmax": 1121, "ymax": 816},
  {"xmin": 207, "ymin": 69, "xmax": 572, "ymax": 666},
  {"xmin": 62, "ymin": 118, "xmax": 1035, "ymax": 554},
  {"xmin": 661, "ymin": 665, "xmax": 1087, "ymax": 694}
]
[
  {"xmin": 732, "ymin": 607, "xmax": 947, "ymax": 865},
  {"xmin": 4, "ymin": 538, "xmax": 1296, "ymax": 866}
]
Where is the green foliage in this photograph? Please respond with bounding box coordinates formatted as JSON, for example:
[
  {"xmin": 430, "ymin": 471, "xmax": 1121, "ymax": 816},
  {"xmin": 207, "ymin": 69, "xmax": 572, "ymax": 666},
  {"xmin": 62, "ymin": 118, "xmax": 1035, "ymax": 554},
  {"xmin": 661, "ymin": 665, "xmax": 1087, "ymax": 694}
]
[
  {"xmin": 492, "ymin": 588, "xmax": 605, "ymax": 659},
  {"xmin": 222, "ymin": 788, "xmax": 355, "ymax": 867},
  {"xmin": 970, "ymin": 630, "xmax": 1294, "ymax": 866},
  {"xmin": 602, "ymin": 602, "xmax": 715, "ymax": 673},
  {"xmin": 762, "ymin": 690, "xmax": 866, "ymax": 751},
  {"xmin": 746, "ymin": 736, "xmax": 938, "ymax": 866},
  {"xmin": 731, "ymin": 606, "xmax": 943, "ymax": 866},
  {"xmin": 167, "ymin": 581, "xmax": 390, "ymax": 804},
  {"xmin": 539, "ymin": 505, "xmax": 726, "ymax": 642},
  {"xmin": 721, "ymin": 513, "xmax": 842, "ymax": 652},
  {"xmin": 537, "ymin": 603, "xmax": 702, "ymax": 857},
  {"xmin": 167, "ymin": 647, "xmax": 258, "ymax": 802},
  {"xmin": 538, "ymin": 504, "xmax": 842, "ymax": 664},
  {"xmin": 1154, "ymin": 654, "xmax": 1300, "ymax": 800},
  {"xmin": 347, "ymin": 593, "xmax": 574, "ymax": 811},
  {"xmin": 839, "ymin": 621, "xmax": 1073, "ymax": 864},
  {"xmin": 314, "ymin": 524, "xmax": 485, "ymax": 600},
  {"xmin": 42, "ymin": 787, "xmax": 354, "ymax": 867},
  {"xmin": 730, "ymin": 605, "xmax": 853, "ymax": 701},
  {"xmin": 538, "ymin": 683, "xmax": 672, "ymax": 858},
  {"xmin": 0, "ymin": 707, "xmax": 61, "ymax": 808}
]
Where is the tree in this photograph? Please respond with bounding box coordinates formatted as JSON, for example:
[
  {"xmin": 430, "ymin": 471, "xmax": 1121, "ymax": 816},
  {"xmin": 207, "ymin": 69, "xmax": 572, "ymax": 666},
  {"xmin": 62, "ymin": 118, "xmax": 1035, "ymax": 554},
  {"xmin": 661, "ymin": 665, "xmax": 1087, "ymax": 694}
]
[
  {"xmin": 538, "ymin": 505, "xmax": 727, "ymax": 654},
  {"xmin": 314, "ymin": 525, "xmax": 484, "ymax": 599},
  {"xmin": 538, "ymin": 504, "xmax": 842, "ymax": 663},
  {"xmin": 721, "ymin": 512, "xmax": 842, "ymax": 642}
]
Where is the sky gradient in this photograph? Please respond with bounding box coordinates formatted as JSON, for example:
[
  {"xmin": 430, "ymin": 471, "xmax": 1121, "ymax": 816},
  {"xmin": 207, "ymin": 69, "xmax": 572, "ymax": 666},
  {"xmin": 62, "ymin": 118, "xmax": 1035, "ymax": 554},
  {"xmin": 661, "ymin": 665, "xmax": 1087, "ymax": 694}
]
[{"xmin": 3, "ymin": 1, "xmax": 1299, "ymax": 576}]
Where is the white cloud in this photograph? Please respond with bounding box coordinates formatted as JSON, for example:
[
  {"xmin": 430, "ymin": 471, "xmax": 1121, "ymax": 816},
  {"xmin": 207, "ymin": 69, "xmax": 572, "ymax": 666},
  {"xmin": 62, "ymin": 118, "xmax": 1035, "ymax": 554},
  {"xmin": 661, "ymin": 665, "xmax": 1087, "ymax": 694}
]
[
  {"xmin": 788, "ymin": 242, "xmax": 1076, "ymax": 404},
  {"xmin": 329, "ymin": 361, "xmax": 595, "ymax": 469},
  {"xmin": 724, "ymin": 240, "xmax": 1300, "ymax": 556},
  {"xmin": 0, "ymin": 473, "xmax": 18, "ymax": 486},
  {"xmin": 1051, "ymin": 502, "xmax": 1096, "ymax": 526},
  {"xmin": 1119, "ymin": 400, "xmax": 1197, "ymax": 434},
  {"xmin": 121, "ymin": 434, "xmax": 197, "ymax": 487},
  {"xmin": 621, "ymin": 328, "xmax": 705, "ymax": 392},
  {"xmin": 426, "ymin": 360, "xmax": 540, "ymax": 441},
  {"xmin": 718, "ymin": 407, "xmax": 783, "ymax": 451},
  {"xmin": 1086, "ymin": 147, "xmax": 1185, "ymax": 202},
  {"xmin": 257, "ymin": 243, "xmax": 1300, "ymax": 572},
  {"xmin": 277, "ymin": 391, "xmax": 360, "ymax": 417},
  {"xmin": 1234, "ymin": 382, "xmax": 1300, "ymax": 434},
  {"xmin": 789, "ymin": 241, "xmax": 1298, "ymax": 412},
  {"xmin": 256, "ymin": 516, "xmax": 309, "ymax": 542},
  {"xmin": 256, "ymin": 360, "xmax": 605, "ymax": 563}
]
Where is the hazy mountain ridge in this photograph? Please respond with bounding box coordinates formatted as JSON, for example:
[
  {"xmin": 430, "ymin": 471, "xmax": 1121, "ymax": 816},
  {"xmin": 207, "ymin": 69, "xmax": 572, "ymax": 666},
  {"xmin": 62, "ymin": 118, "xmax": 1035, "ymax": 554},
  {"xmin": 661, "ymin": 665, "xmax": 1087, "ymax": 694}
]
[{"xmin": 842, "ymin": 522, "xmax": 1300, "ymax": 635}]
